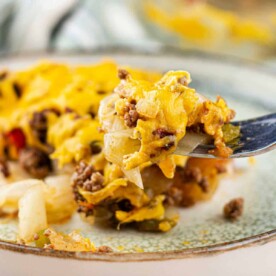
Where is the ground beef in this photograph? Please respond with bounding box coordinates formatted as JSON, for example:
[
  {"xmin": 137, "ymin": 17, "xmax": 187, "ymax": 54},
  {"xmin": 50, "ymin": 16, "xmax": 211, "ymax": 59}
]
[
  {"xmin": 184, "ymin": 167, "xmax": 209, "ymax": 193},
  {"xmin": 161, "ymin": 141, "xmax": 175, "ymax": 151},
  {"xmin": 184, "ymin": 167, "xmax": 202, "ymax": 182},
  {"xmin": 30, "ymin": 112, "xmax": 48, "ymax": 143},
  {"xmin": 123, "ymin": 102, "xmax": 139, "ymax": 128},
  {"xmin": 97, "ymin": 90, "xmax": 106, "ymax": 95},
  {"xmin": 223, "ymin": 198, "xmax": 244, "ymax": 220},
  {"xmin": 83, "ymin": 172, "xmax": 104, "ymax": 192},
  {"xmin": 178, "ymin": 76, "xmax": 189, "ymax": 86},
  {"xmin": 152, "ymin": 128, "xmax": 175, "ymax": 139},
  {"xmin": 19, "ymin": 147, "xmax": 52, "ymax": 178},
  {"xmin": 72, "ymin": 162, "xmax": 104, "ymax": 208},
  {"xmin": 165, "ymin": 164, "xmax": 212, "ymax": 208},
  {"xmin": 186, "ymin": 124, "xmax": 205, "ymax": 134},
  {"xmin": 13, "ymin": 82, "xmax": 22, "ymax": 98},
  {"xmin": 152, "ymin": 128, "xmax": 176, "ymax": 151},
  {"xmin": 198, "ymin": 177, "xmax": 209, "ymax": 193},
  {"xmin": 30, "ymin": 109, "xmax": 60, "ymax": 144},
  {"xmin": 118, "ymin": 69, "xmax": 129, "ymax": 80},
  {"xmin": 117, "ymin": 199, "xmax": 134, "ymax": 212},
  {"xmin": 0, "ymin": 159, "xmax": 10, "ymax": 178},
  {"xmin": 215, "ymin": 163, "xmax": 227, "ymax": 174},
  {"xmin": 165, "ymin": 187, "xmax": 183, "ymax": 206},
  {"xmin": 90, "ymin": 141, "xmax": 102, "ymax": 154},
  {"xmin": 97, "ymin": 245, "xmax": 113, "ymax": 253}
]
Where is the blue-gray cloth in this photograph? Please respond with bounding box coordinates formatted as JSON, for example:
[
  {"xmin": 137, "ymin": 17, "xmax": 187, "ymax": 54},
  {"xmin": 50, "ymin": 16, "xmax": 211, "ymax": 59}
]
[{"xmin": 0, "ymin": 0, "xmax": 155, "ymax": 53}]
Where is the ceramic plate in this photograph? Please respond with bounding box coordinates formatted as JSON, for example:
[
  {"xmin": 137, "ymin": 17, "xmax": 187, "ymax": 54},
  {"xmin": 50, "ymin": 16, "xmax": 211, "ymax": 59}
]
[{"xmin": 0, "ymin": 48, "xmax": 276, "ymax": 262}]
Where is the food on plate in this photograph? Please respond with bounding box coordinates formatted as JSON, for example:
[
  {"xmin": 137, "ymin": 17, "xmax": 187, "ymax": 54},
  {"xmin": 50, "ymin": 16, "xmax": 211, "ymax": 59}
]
[
  {"xmin": 100, "ymin": 69, "xmax": 235, "ymax": 176},
  {"xmin": 0, "ymin": 60, "xmax": 238, "ymax": 250},
  {"xmin": 223, "ymin": 197, "xmax": 244, "ymax": 221},
  {"xmin": 144, "ymin": 1, "xmax": 274, "ymax": 49}
]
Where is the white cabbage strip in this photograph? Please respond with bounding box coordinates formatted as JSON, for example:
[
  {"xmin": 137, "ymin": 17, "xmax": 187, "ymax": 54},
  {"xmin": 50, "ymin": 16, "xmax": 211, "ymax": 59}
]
[{"xmin": 0, "ymin": 175, "xmax": 75, "ymax": 242}]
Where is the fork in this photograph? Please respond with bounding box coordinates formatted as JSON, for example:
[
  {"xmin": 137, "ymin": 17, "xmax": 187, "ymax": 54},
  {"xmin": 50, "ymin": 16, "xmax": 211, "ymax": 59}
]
[{"xmin": 176, "ymin": 113, "xmax": 276, "ymax": 158}]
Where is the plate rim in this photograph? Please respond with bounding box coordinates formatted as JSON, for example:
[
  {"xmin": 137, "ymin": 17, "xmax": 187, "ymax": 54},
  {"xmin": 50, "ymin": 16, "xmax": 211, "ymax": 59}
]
[
  {"xmin": 1, "ymin": 229, "xmax": 276, "ymax": 262},
  {"xmin": 0, "ymin": 45, "xmax": 276, "ymax": 262}
]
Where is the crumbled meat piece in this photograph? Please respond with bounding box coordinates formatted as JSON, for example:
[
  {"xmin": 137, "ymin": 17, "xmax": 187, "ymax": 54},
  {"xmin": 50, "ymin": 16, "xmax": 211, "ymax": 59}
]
[
  {"xmin": 13, "ymin": 82, "xmax": 22, "ymax": 98},
  {"xmin": 30, "ymin": 112, "xmax": 48, "ymax": 143},
  {"xmin": 65, "ymin": 107, "xmax": 74, "ymax": 113},
  {"xmin": 180, "ymin": 197, "xmax": 196, "ymax": 207},
  {"xmin": 97, "ymin": 90, "xmax": 106, "ymax": 95},
  {"xmin": 72, "ymin": 162, "xmax": 104, "ymax": 214},
  {"xmin": 166, "ymin": 165, "xmax": 213, "ymax": 207},
  {"xmin": 118, "ymin": 69, "xmax": 129, "ymax": 80},
  {"xmin": 183, "ymin": 167, "xmax": 208, "ymax": 192},
  {"xmin": 117, "ymin": 199, "xmax": 134, "ymax": 212},
  {"xmin": 43, "ymin": 229, "xmax": 52, "ymax": 237},
  {"xmin": 178, "ymin": 76, "xmax": 188, "ymax": 86},
  {"xmin": 19, "ymin": 147, "xmax": 52, "ymax": 178},
  {"xmin": 223, "ymin": 198, "xmax": 244, "ymax": 220},
  {"xmin": 184, "ymin": 167, "xmax": 202, "ymax": 182},
  {"xmin": 165, "ymin": 187, "xmax": 183, "ymax": 206},
  {"xmin": 123, "ymin": 102, "xmax": 136, "ymax": 113},
  {"xmin": 83, "ymin": 172, "xmax": 104, "ymax": 192},
  {"xmin": 30, "ymin": 109, "xmax": 60, "ymax": 144},
  {"xmin": 152, "ymin": 128, "xmax": 175, "ymax": 139},
  {"xmin": 90, "ymin": 141, "xmax": 102, "ymax": 154},
  {"xmin": 186, "ymin": 124, "xmax": 205, "ymax": 134},
  {"xmin": 0, "ymin": 159, "xmax": 10, "ymax": 178},
  {"xmin": 215, "ymin": 163, "xmax": 227, "ymax": 174},
  {"xmin": 161, "ymin": 141, "xmax": 175, "ymax": 151},
  {"xmin": 88, "ymin": 111, "xmax": 96, "ymax": 119},
  {"xmin": 97, "ymin": 245, "xmax": 113, "ymax": 253},
  {"xmin": 198, "ymin": 177, "xmax": 209, "ymax": 193},
  {"xmin": 77, "ymin": 204, "xmax": 94, "ymax": 217},
  {"xmin": 123, "ymin": 102, "xmax": 139, "ymax": 128},
  {"xmin": 152, "ymin": 129, "xmax": 176, "ymax": 151}
]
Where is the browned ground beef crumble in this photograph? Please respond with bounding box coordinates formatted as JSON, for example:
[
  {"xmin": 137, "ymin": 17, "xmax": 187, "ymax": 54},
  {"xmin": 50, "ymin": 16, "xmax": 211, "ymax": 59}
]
[{"xmin": 223, "ymin": 198, "xmax": 244, "ymax": 220}]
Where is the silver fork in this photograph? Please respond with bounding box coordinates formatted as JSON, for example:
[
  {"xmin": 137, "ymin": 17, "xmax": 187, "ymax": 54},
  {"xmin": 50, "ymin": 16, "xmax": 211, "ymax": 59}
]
[{"xmin": 176, "ymin": 113, "xmax": 276, "ymax": 158}]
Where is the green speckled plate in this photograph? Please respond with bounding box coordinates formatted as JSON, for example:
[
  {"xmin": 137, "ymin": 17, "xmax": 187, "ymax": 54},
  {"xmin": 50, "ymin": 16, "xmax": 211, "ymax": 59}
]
[{"xmin": 0, "ymin": 47, "xmax": 275, "ymax": 261}]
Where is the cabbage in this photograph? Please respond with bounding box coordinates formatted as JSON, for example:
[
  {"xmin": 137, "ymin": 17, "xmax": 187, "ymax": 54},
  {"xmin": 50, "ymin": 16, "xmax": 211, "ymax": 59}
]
[
  {"xmin": 122, "ymin": 167, "xmax": 143, "ymax": 189},
  {"xmin": 0, "ymin": 174, "xmax": 76, "ymax": 241},
  {"xmin": 98, "ymin": 94, "xmax": 121, "ymax": 132},
  {"xmin": 174, "ymin": 132, "xmax": 210, "ymax": 156},
  {"xmin": 0, "ymin": 179, "xmax": 44, "ymax": 213},
  {"xmin": 44, "ymin": 175, "xmax": 76, "ymax": 223},
  {"xmin": 18, "ymin": 184, "xmax": 47, "ymax": 241},
  {"xmin": 104, "ymin": 130, "xmax": 143, "ymax": 187}
]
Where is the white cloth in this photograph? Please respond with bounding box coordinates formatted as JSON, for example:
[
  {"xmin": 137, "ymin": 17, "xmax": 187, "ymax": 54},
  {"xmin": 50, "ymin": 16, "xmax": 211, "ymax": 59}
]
[{"xmin": 0, "ymin": 0, "xmax": 153, "ymax": 53}]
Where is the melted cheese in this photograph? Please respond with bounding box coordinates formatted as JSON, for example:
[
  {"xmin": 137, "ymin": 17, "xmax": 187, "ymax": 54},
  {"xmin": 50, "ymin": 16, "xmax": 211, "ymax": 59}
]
[{"xmin": 100, "ymin": 70, "xmax": 235, "ymax": 179}]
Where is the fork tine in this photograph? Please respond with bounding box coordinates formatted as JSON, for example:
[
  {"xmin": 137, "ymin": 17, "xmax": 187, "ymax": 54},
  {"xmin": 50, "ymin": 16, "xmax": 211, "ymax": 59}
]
[
  {"xmin": 229, "ymin": 113, "xmax": 276, "ymax": 158},
  {"xmin": 177, "ymin": 113, "xmax": 276, "ymax": 158}
]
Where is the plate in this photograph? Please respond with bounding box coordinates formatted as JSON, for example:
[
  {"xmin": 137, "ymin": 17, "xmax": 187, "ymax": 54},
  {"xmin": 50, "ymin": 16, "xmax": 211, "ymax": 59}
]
[{"xmin": 0, "ymin": 48, "xmax": 276, "ymax": 275}]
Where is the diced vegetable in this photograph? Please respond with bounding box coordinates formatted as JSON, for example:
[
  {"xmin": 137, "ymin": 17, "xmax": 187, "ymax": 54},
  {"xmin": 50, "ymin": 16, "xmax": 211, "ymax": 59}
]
[{"xmin": 222, "ymin": 124, "xmax": 241, "ymax": 143}]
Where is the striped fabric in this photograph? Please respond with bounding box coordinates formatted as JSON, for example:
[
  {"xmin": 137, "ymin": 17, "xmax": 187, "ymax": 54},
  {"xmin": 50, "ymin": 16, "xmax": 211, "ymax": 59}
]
[
  {"xmin": 0, "ymin": 0, "xmax": 154, "ymax": 53},
  {"xmin": 0, "ymin": 0, "xmax": 275, "ymax": 70}
]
